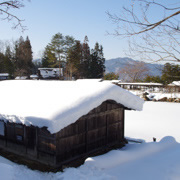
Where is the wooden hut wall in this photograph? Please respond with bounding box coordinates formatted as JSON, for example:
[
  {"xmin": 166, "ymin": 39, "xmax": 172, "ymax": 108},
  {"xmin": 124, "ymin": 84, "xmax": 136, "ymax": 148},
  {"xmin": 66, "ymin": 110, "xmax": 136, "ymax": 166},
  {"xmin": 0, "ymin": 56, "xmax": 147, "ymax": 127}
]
[
  {"xmin": 37, "ymin": 127, "xmax": 56, "ymax": 164},
  {"xmin": 0, "ymin": 120, "xmax": 57, "ymax": 165},
  {"xmin": 0, "ymin": 121, "xmax": 38, "ymax": 156},
  {"xmin": 55, "ymin": 100, "xmax": 125, "ymax": 164}
]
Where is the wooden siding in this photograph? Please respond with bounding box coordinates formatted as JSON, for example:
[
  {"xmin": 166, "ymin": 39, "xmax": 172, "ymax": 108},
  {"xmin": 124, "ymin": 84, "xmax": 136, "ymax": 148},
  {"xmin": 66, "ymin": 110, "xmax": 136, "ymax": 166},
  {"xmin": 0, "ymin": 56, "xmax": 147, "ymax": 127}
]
[{"xmin": 56, "ymin": 100, "xmax": 125, "ymax": 165}]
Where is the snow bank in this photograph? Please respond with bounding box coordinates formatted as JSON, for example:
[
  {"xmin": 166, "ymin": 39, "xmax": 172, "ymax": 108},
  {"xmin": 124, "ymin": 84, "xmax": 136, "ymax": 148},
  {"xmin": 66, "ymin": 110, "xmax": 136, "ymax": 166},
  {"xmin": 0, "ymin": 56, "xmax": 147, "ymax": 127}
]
[
  {"xmin": 126, "ymin": 102, "xmax": 180, "ymax": 142},
  {"xmin": 0, "ymin": 80, "xmax": 144, "ymax": 134},
  {"xmin": 84, "ymin": 136, "xmax": 178, "ymax": 169}
]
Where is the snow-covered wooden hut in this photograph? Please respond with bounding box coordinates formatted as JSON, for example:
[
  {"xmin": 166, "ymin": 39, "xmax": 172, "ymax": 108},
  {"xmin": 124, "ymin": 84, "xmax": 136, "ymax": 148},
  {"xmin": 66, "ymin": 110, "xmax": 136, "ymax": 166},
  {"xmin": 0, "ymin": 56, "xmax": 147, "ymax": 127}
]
[{"xmin": 0, "ymin": 80, "xmax": 144, "ymax": 170}]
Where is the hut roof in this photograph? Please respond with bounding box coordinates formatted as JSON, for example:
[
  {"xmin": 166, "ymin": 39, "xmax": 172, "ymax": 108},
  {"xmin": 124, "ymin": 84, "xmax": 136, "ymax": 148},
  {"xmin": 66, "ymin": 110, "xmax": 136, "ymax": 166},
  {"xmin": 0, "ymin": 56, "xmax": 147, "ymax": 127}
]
[{"xmin": 0, "ymin": 80, "xmax": 144, "ymax": 133}]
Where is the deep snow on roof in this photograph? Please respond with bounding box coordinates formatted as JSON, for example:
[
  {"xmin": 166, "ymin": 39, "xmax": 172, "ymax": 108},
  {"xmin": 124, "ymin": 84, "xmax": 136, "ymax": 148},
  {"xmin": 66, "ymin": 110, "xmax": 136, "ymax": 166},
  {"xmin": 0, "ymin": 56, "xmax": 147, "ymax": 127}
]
[
  {"xmin": 171, "ymin": 81, "xmax": 180, "ymax": 86},
  {"xmin": 0, "ymin": 80, "xmax": 144, "ymax": 133}
]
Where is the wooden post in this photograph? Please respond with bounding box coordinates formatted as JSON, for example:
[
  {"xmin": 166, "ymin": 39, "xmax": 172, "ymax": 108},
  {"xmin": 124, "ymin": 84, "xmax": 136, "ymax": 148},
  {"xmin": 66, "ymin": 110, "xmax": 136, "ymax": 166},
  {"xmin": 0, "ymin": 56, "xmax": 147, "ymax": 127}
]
[
  {"xmin": 122, "ymin": 109, "xmax": 125, "ymax": 139},
  {"xmin": 35, "ymin": 127, "xmax": 39, "ymax": 159},
  {"xmin": 85, "ymin": 118, "xmax": 88, "ymax": 153},
  {"xmin": 106, "ymin": 114, "xmax": 108, "ymax": 147},
  {"xmin": 24, "ymin": 126, "xmax": 27, "ymax": 154},
  {"xmin": 4, "ymin": 122, "xmax": 7, "ymax": 147}
]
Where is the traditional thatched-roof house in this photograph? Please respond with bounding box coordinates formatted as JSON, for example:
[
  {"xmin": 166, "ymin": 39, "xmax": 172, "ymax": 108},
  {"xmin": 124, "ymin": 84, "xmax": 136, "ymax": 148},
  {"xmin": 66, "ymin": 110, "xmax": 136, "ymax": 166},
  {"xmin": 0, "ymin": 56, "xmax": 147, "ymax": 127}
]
[{"xmin": 0, "ymin": 80, "xmax": 144, "ymax": 171}]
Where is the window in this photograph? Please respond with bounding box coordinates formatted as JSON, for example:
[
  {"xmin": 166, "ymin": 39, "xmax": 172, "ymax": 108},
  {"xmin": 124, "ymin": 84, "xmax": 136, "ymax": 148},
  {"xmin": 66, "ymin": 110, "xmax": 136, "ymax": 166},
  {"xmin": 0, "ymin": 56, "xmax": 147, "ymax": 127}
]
[{"xmin": 0, "ymin": 121, "xmax": 4, "ymax": 136}]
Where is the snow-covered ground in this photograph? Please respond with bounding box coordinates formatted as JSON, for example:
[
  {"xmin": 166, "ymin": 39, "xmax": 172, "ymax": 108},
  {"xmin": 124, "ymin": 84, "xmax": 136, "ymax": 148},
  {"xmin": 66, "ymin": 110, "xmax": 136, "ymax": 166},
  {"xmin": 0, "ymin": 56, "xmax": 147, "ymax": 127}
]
[
  {"xmin": 131, "ymin": 90, "xmax": 180, "ymax": 101},
  {"xmin": 0, "ymin": 102, "xmax": 180, "ymax": 180}
]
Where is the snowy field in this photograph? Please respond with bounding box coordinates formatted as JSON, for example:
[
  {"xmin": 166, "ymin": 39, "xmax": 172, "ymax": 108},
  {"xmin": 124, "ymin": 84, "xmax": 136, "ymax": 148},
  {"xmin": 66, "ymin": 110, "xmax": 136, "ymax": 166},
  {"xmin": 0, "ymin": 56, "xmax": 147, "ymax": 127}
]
[{"xmin": 0, "ymin": 101, "xmax": 180, "ymax": 180}]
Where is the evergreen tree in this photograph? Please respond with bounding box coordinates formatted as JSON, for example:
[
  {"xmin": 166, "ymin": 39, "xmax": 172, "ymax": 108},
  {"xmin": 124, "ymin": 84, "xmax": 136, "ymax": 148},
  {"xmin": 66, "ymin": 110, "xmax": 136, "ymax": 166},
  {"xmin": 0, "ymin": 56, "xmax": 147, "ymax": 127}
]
[
  {"xmin": 161, "ymin": 63, "xmax": 180, "ymax": 84},
  {"xmin": 24, "ymin": 36, "xmax": 33, "ymax": 76},
  {"xmin": 49, "ymin": 33, "xmax": 65, "ymax": 68},
  {"xmin": 41, "ymin": 45, "xmax": 57, "ymax": 68},
  {"xmin": 81, "ymin": 36, "xmax": 90, "ymax": 78},
  {"xmin": 144, "ymin": 75, "xmax": 162, "ymax": 83},
  {"xmin": 66, "ymin": 40, "xmax": 82, "ymax": 79},
  {"xmin": 47, "ymin": 33, "xmax": 75, "ymax": 79},
  {"xmin": 4, "ymin": 45, "xmax": 14, "ymax": 78},
  {"xmin": 14, "ymin": 36, "xmax": 33, "ymax": 77},
  {"xmin": 64, "ymin": 35, "xmax": 75, "ymax": 58},
  {"xmin": 15, "ymin": 36, "xmax": 25, "ymax": 76},
  {"xmin": 0, "ymin": 53, "xmax": 5, "ymax": 73},
  {"xmin": 89, "ymin": 42, "xmax": 105, "ymax": 78}
]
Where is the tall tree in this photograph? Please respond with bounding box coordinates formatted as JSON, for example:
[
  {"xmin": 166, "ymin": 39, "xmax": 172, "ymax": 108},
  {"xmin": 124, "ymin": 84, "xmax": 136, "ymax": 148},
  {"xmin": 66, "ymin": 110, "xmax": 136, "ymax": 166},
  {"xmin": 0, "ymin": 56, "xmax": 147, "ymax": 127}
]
[
  {"xmin": 66, "ymin": 40, "xmax": 82, "ymax": 79},
  {"xmin": 48, "ymin": 33, "xmax": 75, "ymax": 78},
  {"xmin": 161, "ymin": 63, "xmax": 180, "ymax": 84},
  {"xmin": 14, "ymin": 36, "xmax": 33, "ymax": 77},
  {"xmin": 89, "ymin": 42, "xmax": 105, "ymax": 78},
  {"xmin": 81, "ymin": 36, "xmax": 90, "ymax": 78},
  {"xmin": 24, "ymin": 36, "xmax": 33, "ymax": 76},
  {"xmin": 15, "ymin": 36, "xmax": 25, "ymax": 76},
  {"xmin": 41, "ymin": 45, "xmax": 57, "ymax": 68},
  {"xmin": 0, "ymin": 53, "xmax": 5, "ymax": 73},
  {"xmin": 4, "ymin": 45, "xmax": 14, "ymax": 77},
  {"xmin": 50, "ymin": 33, "xmax": 64, "ymax": 64},
  {"xmin": 64, "ymin": 35, "xmax": 75, "ymax": 58}
]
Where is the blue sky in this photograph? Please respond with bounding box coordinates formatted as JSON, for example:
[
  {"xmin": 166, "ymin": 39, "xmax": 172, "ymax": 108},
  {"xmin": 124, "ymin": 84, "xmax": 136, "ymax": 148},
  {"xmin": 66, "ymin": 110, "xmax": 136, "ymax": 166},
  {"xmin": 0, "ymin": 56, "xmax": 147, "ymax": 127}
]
[
  {"xmin": 0, "ymin": 0, "xmax": 179, "ymax": 60},
  {"xmin": 0, "ymin": 0, "xmax": 133, "ymax": 59}
]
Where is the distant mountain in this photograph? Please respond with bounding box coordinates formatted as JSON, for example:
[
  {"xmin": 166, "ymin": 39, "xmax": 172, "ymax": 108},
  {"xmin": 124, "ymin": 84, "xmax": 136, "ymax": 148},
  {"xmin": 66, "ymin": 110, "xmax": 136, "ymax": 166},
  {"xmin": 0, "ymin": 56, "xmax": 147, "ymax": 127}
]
[
  {"xmin": 105, "ymin": 57, "xmax": 163, "ymax": 77},
  {"xmin": 32, "ymin": 59, "xmax": 41, "ymax": 64}
]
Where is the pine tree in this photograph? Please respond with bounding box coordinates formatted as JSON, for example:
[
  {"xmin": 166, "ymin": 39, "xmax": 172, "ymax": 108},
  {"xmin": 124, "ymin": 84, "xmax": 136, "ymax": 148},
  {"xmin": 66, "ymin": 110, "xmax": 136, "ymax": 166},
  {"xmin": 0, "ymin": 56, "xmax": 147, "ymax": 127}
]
[
  {"xmin": 24, "ymin": 36, "xmax": 33, "ymax": 77},
  {"xmin": 81, "ymin": 36, "xmax": 90, "ymax": 78},
  {"xmin": 64, "ymin": 35, "xmax": 75, "ymax": 58},
  {"xmin": 88, "ymin": 42, "xmax": 105, "ymax": 78},
  {"xmin": 4, "ymin": 45, "xmax": 14, "ymax": 78},
  {"xmin": 49, "ymin": 33, "xmax": 65, "ymax": 69},
  {"xmin": 14, "ymin": 36, "xmax": 34, "ymax": 77},
  {"xmin": 0, "ymin": 53, "xmax": 5, "ymax": 73},
  {"xmin": 66, "ymin": 40, "xmax": 82, "ymax": 79},
  {"xmin": 161, "ymin": 63, "xmax": 180, "ymax": 84},
  {"xmin": 15, "ymin": 36, "xmax": 25, "ymax": 77},
  {"xmin": 41, "ymin": 45, "xmax": 57, "ymax": 68}
]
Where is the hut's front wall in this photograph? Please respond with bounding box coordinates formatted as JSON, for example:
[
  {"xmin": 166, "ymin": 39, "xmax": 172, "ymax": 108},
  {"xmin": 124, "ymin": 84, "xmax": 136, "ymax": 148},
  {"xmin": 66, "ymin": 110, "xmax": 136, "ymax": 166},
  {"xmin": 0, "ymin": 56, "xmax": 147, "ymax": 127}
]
[{"xmin": 0, "ymin": 122, "xmax": 56, "ymax": 166}]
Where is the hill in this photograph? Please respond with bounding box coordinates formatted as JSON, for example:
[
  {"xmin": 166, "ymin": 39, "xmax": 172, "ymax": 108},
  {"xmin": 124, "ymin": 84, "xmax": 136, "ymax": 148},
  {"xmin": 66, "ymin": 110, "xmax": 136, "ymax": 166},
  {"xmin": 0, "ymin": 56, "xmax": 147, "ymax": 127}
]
[{"xmin": 105, "ymin": 57, "xmax": 163, "ymax": 77}]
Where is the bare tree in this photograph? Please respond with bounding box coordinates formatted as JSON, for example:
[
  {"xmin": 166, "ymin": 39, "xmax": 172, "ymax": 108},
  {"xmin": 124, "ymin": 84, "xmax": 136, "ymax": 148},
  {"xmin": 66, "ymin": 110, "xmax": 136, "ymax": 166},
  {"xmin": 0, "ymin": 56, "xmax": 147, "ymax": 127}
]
[
  {"xmin": 107, "ymin": 0, "xmax": 180, "ymax": 63},
  {"xmin": 0, "ymin": 1, "xmax": 29, "ymax": 31},
  {"xmin": 119, "ymin": 61, "xmax": 149, "ymax": 82}
]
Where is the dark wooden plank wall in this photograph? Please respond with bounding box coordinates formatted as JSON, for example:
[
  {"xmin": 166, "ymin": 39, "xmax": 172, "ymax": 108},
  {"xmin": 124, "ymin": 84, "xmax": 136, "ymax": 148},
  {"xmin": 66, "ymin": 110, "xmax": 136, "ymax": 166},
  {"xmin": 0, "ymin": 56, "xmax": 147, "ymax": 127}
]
[
  {"xmin": 56, "ymin": 100, "xmax": 125, "ymax": 164},
  {"xmin": 0, "ymin": 122, "xmax": 37, "ymax": 156}
]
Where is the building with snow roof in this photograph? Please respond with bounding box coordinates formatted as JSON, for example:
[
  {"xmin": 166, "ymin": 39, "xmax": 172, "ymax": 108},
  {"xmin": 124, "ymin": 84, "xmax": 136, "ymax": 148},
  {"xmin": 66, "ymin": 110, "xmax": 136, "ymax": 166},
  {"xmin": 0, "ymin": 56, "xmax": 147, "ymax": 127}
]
[
  {"xmin": 38, "ymin": 68, "xmax": 63, "ymax": 80},
  {"xmin": 0, "ymin": 80, "xmax": 144, "ymax": 170},
  {"xmin": 0, "ymin": 73, "xmax": 9, "ymax": 80},
  {"xmin": 168, "ymin": 81, "xmax": 180, "ymax": 93}
]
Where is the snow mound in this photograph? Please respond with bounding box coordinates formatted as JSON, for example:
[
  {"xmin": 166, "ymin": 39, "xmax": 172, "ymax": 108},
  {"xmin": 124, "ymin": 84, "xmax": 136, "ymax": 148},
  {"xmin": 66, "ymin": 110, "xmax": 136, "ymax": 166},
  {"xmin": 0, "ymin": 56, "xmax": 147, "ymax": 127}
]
[
  {"xmin": 159, "ymin": 136, "xmax": 177, "ymax": 144},
  {"xmin": 0, "ymin": 80, "xmax": 144, "ymax": 134}
]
